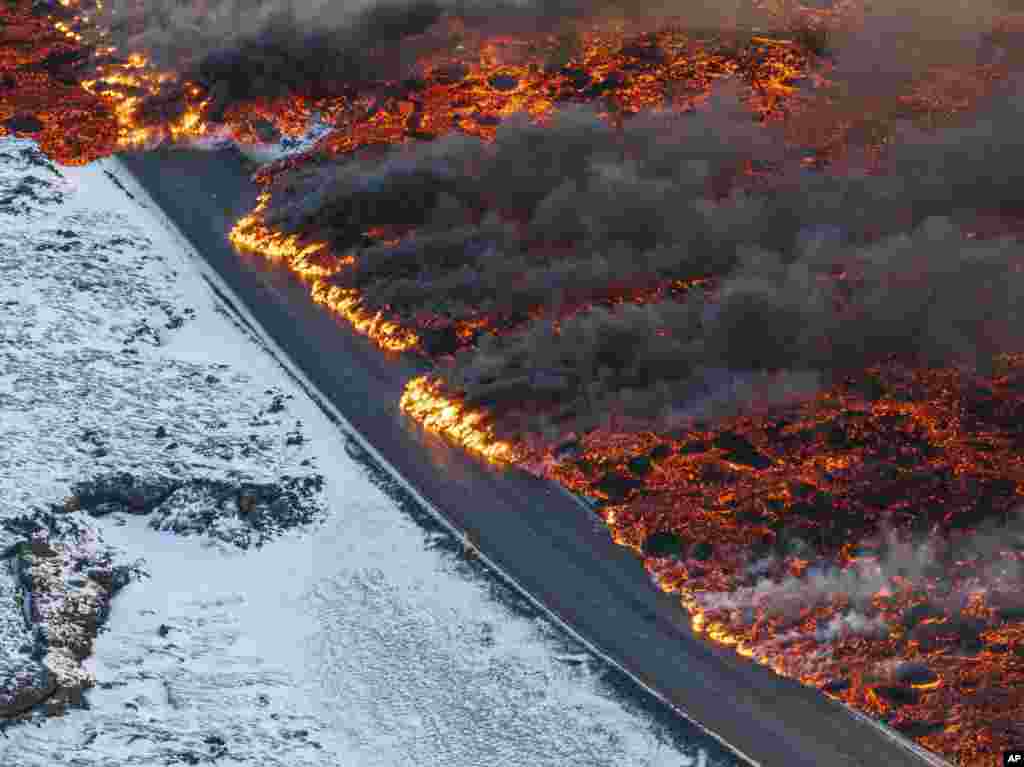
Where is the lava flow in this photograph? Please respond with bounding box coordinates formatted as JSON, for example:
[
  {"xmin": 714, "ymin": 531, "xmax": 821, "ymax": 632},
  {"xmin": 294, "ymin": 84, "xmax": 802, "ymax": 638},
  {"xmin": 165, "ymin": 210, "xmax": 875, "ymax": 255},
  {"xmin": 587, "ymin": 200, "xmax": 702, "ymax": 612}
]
[{"xmin": 7, "ymin": 0, "xmax": 1024, "ymax": 764}]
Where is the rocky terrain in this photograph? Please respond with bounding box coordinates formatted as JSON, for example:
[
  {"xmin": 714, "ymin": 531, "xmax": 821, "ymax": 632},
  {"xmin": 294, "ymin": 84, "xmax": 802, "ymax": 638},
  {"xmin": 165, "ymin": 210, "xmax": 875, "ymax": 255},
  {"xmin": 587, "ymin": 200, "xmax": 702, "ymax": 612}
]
[{"xmin": 0, "ymin": 136, "xmax": 326, "ymax": 736}]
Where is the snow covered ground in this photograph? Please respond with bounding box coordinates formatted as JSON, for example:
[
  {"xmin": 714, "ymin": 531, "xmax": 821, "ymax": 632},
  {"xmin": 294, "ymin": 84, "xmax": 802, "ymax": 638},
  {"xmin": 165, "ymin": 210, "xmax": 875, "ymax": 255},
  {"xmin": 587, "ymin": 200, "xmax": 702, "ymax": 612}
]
[{"xmin": 0, "ymin": 136, "xmax": 734, "ymax": 766}]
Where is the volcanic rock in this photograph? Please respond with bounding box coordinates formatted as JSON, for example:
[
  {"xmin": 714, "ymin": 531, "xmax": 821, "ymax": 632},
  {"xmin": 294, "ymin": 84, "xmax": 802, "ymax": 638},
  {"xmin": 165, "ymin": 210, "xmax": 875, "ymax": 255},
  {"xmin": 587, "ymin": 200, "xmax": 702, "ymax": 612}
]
[
  {"xmin": 250, "ymin": 119, "xmax": 281, "ymax": 144},
  {"xmin": 619, "ymin": 43, "xmax": 665, "ymax": 64},
  {"xmin": 593, "ymin": 471, "xmax": 644, "ymax": 502},
  {"xmin": 553, "ymin": 438, "xmax": 581, "ymax": 461},
  {"xmin": 873, "ymin": 685, "xmax": 920, "ymax": 706},
  {"xmin": 821, "ymin": 678, "xmax": 850, "ymax": 694},
  {"xmin": 648, "ymin": 443, "xmax": 672, "ymax": 461},
  {"xmin": 433, "ymin": 63, "xmax": 468, "ymax": 84},
  {"xmin": 471, "ymin": 113, "xmax": 502, "ymax": 127},
  {"xmin": 583, "ymin": 72, "xmax": 626, "ymax": 98},
  {"xmin": 627, "ymin": 455, "xmax": 653, "ymax": 476},
  {"xmin": 678, "ymin": 440, "xmax": 709, "ymax": 454},
  {"xmin": 713, "ymin": 431, "xmax": 772, "ymax": 469},
  {"xmin": 642, "ymin": 530, "xmax": 686, "ymax": 559},
  {"xmin": 72, "ymin": 473, "xmax": 180, "ymax": 515},
  {"xmin": 997, "ymin": 606, "xmax": 1024, "ymax": 622},
  {"xmin": 419, "ymin": 324, "xmax": 460, "ymax": 357},
  {"xmin": 735, "ymin": 508, "xmax": 770, "ymax": 525},
  {"xmin": 560, "ymin": 67, "xmax": 592, "ymax": 90},
  {"xmin": 902, "ymin": 603, "xmax": 944, "ymax": 630},
  {"xmin": 0, "ymin": 672, "xmax": 58, "ymax": 718},
  {"xmin": 890, "ymin": 720, "xmax": 945, "ymax": 738},
  {"xmin": 690, "ymin": 541, "xmax": 714, "ymax": 561},
  {"xmin": 788, "ymin": 492, "xmax": 836, "ymax": 521},
  {"xmin": 949, "ymin": 617, "xmax": 987, "ymax": 654},
  {"xmin": 894, "ymin": 662, "xmax": 938, "ymax": 687},
  {"xmin": 3, "ymin": 115, "xmax": 43, "ymax": 134},
  {"xmin": 148, "ymin": 475, "xmax": 324, "ymax": 548},
  {"xmin": 488, "ymin": 74, "xmax": 519, "ymax": 92}
]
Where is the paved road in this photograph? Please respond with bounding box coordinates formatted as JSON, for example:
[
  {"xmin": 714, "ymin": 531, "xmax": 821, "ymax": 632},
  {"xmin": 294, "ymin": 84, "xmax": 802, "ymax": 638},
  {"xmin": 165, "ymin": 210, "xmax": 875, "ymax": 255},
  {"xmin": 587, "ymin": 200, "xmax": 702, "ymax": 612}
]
[{"xmin": 117, "ymin": 146, "xmax": 946, "ymax": 767}]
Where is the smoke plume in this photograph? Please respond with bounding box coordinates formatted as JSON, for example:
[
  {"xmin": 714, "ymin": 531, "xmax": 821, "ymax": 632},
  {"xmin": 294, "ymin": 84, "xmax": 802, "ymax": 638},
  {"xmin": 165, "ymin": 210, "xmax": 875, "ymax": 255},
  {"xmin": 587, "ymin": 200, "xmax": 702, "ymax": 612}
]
[{"xmin": 260, "ymin": 70, "xmax": 1024, "ymax": 436}]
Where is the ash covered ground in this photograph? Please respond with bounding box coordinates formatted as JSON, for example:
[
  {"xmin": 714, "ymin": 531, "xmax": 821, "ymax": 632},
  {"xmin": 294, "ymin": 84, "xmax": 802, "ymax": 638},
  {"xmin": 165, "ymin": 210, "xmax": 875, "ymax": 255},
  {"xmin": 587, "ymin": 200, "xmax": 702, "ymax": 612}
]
[{"xmin": 0, "ymin": 136, "xmax": 734, "ymax": 766}]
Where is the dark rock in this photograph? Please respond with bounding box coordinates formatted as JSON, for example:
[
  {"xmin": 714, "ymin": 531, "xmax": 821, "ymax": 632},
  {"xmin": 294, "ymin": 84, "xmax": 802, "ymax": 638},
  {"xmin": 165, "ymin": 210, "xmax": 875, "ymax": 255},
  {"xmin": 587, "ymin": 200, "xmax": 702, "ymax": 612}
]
[
  {"xmin": 237, "ymin": 494, "xmax": 257, "ymax": 517},
  {"xmin": 890, "ymin": 720, "xmax": 945, "ymax": 738},
  {"xmin": 154, "ymin": 426, "xmax": 167, "ymax": 439},
  {"xmin": 902, "ymin": 603, "xmax": 943, "ymax": 630},
  {"xmin": 997, "ymin": 606, "xmax": 1024, "ymax": 622},
  {"xmin": 3, "ymin": 115, "xmax": 43, "ymax": 134},
  {"xmin": 735, "ymin": 508, "xmax": 769, "ymax": 525},
  {"xmin": 560, "ymin": 67, "xmax": 592, "ymax": 90},
  {"xmin": 583, "ymin": 72, "xmax": 625, "ymax": 97},
  {"xmin": 433, "ymin": 63, "xmax": 468, "ymax": 84},
  {"xmin": 642, "ymin": 530, "xmax": 686, "ymax": 559},
  {"xmin": 893, "ymin": 662, "xmax": 938, "ymax": 687},
  {"xmin": 553, "ymin": 438, "xmax": 581, "ymax": 461},
  {"xmin": 285, "ymin": 432, "xmax": 304, "ymax": 446},
  {"xmin": 821, "ymin": 678, "xmax": 850, "ymax": 694},
  {"xmin": 471, "ymin": 113, "xmax": 502, "ymax": 127},
  {"xmin": 0, "ymin": 673, "xmax": 59, "ymax": 718},
  {"xmin": 959, "ymin": 636, "xmax": 985, "ymax": 655},
  {"xmin": 789, "ymin": 492, "xmax": 836, "ymax": 521},
  {"xmin": 619, "ymin": 43, "xmax": 665, "ymax": 63},
  {"xmin": 157, "ymin": 624, "xmax": 171, "ymax": 638},
  {"xmin": 678, "ymin": 440, "xmax": 709, "ymax": 454},
  {"xmin": 18, "ymin": 540, "xmax": 58, "ymax": 559},
  {"xmin": 713, "ymin": 431, "xmax": 772, "ymax": 469},
  {"xmin": 419, "ymin": 324, "xmax": 460, "ymax": 357},
  {"xmin": 73, "ymin": 473, "xmax": 180, "ymax": 515},
  {"xmin": 872, "ymin": 685, "xmax": 919, "ymax": 706},
  {"xmin": 250, "ymin": 118, "xmax": 280, "ymax": 144},
  {"xmin": 488, "ymin": 74, "xmax": 519, "ymax": 91},
  {"xmin": 593, "ymin": 471, "xmax": 644, "ymax": 502},
  {"xmin": 627, "ymin": 456, "xmax": 652, "ymax": 476},
  {"xmin": 690, "ymin": 541, "xmax": 714, "ymax": 561},
  {"xmin": 648, "ymin": 444, "xmax": 672, "ymax": 461}
]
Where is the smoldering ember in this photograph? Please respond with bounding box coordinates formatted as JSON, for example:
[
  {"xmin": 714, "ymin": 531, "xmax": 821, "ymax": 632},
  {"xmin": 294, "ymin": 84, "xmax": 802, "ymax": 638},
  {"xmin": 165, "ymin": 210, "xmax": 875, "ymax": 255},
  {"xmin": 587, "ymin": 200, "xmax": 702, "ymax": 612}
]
[{"xmin": 2, "ymin": 0, "xmax": 1024, "ymax": 764}]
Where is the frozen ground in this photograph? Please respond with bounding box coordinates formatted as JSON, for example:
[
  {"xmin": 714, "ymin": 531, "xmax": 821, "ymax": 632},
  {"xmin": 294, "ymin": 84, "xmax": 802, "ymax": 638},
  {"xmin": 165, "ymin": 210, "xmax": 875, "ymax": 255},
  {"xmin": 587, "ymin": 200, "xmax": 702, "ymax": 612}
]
[{"xmin": 0, "ymin": 136, "xmax": 732, "ymax": 766}]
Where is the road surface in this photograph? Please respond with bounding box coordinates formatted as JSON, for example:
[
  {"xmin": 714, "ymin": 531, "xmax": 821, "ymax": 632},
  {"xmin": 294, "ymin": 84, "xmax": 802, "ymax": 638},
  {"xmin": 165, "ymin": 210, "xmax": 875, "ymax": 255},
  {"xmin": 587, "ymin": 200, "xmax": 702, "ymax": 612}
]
[{"xmin": 117, "ymin": 145, "xmax": 947, "ymax": 767}]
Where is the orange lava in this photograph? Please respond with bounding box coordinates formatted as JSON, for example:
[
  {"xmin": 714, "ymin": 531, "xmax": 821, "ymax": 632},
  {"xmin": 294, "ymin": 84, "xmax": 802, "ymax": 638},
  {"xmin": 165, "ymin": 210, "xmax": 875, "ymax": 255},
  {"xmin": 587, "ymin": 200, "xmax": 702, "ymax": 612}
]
[{"xmin": 399, "ymin": 375, "xmax": 518, "ymax": 462}]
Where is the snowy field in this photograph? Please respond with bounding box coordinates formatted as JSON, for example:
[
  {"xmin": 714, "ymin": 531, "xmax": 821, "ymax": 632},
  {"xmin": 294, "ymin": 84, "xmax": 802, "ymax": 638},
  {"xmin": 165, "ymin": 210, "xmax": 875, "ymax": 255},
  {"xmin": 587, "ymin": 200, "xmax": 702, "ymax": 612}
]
[{"xmin": 0, "ymin": 136, "xmax": 734, "ymax": 766}]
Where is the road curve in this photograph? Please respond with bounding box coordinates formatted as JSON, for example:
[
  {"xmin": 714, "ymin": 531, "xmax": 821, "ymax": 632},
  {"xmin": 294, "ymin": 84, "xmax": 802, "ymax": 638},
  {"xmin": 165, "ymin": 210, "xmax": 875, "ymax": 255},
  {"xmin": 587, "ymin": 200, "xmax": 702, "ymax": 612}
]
[{"xmin": 116, "ymin": 145, "xmax": 948, "ymax": 767}]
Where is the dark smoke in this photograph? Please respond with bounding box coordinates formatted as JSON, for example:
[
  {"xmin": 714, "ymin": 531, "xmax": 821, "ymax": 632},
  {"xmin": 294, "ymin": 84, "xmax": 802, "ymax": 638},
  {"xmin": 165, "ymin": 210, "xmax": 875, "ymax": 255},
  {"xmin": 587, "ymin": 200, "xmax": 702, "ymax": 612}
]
[
  {"xmin": 93, "ymin": 0, "xmax": 627, "ymax": 119},
  {"xmin": 256, "ymin": 67, "xmax": 1024, "ymax": 436},
  {"xmin": 112, "ymin": 0, "xmax": 1019, "ymax": 436}
]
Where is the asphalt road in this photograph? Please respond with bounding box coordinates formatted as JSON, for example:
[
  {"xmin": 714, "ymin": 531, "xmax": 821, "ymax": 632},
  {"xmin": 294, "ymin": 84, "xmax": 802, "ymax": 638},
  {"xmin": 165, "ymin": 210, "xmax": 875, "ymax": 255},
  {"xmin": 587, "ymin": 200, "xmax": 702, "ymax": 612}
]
[{"xmin": 117, "ymin": 145, "xmax": 946, "ymax": 767}]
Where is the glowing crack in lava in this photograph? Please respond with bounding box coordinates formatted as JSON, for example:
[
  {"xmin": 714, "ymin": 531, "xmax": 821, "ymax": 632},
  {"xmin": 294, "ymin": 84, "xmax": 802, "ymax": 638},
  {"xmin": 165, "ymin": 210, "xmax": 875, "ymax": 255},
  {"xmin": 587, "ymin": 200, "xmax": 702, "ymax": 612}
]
[{"xmin": 6, "ymin": 0, "xmax": 1024, "ymax": 763}]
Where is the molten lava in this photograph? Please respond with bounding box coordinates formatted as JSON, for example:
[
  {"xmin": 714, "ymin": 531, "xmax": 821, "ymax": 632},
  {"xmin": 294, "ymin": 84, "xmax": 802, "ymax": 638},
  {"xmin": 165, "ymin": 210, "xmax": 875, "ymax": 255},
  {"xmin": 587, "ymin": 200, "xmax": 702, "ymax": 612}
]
[{"xmin": 400, "ymin": 375, "xmax": 518, "ymax": 462}]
